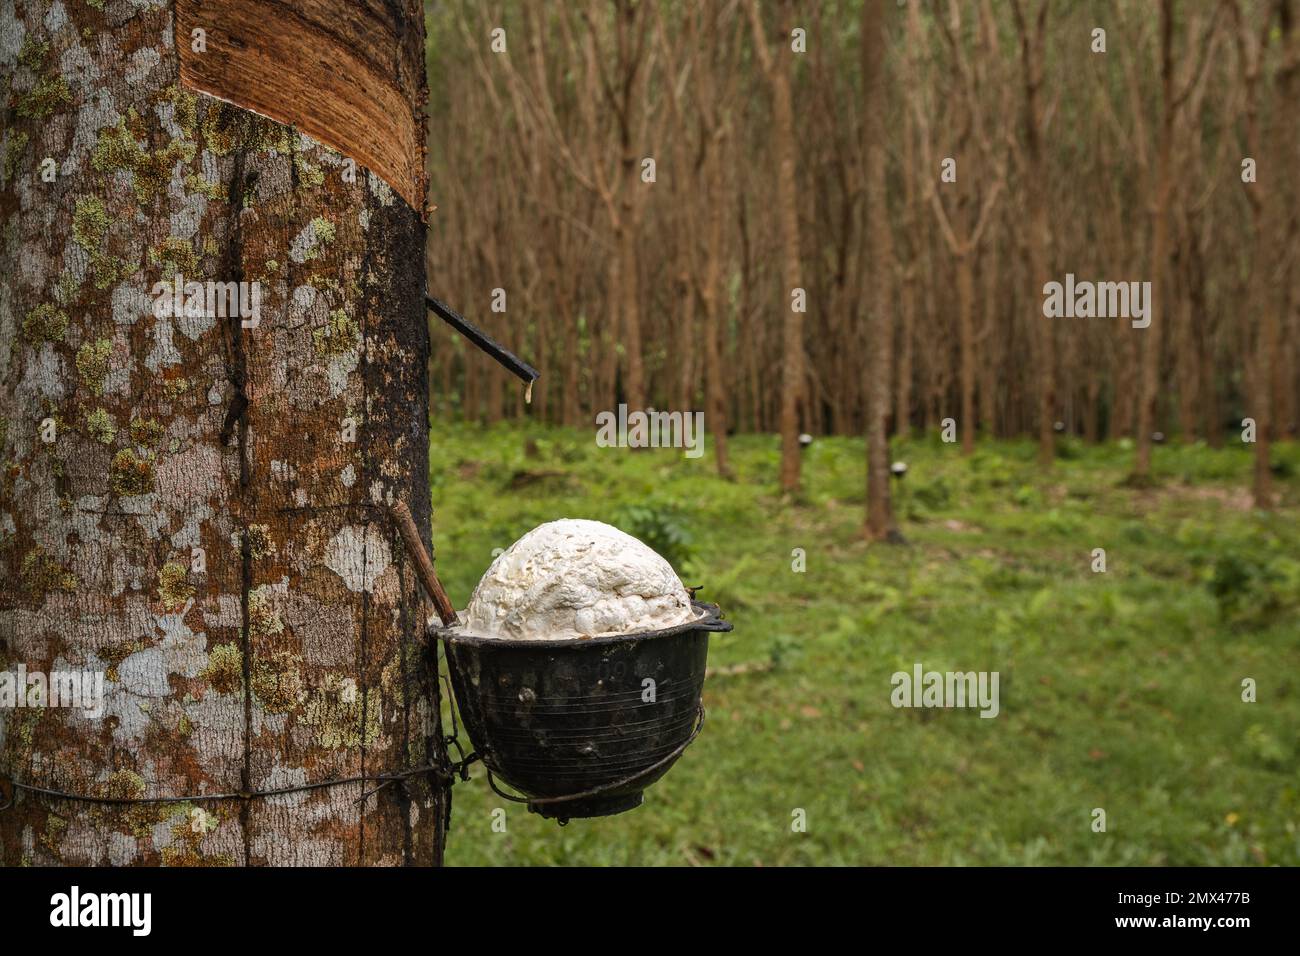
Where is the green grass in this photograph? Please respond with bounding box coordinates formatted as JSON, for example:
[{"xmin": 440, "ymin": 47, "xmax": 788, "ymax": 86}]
[{"xmin": 430, "ymin": 424, "xmax": 1300, "ymax": 866}]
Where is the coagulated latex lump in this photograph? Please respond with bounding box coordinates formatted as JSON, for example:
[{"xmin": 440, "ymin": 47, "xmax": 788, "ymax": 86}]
[{"xmin": 461, "ymin": 519, "xmax": 695, "ymax": 639}]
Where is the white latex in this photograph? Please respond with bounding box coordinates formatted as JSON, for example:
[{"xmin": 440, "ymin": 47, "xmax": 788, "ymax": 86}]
[{"xmin": 461, "ymin": 519, "xmax": 695, "ymax": 640}]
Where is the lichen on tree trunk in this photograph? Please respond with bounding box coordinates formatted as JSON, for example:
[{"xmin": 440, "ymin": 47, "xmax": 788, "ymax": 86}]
[{"xmin": 0, "ymin": 0, "xmax": 443, "ymax": 865}]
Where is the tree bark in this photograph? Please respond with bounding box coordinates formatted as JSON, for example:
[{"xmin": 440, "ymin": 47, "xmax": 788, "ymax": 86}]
[{"xmin": 1, "ymin": 0, "xmax": 444, "ymax": 865}]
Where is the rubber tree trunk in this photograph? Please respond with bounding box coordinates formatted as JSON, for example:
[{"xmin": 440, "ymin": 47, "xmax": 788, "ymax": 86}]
[
  {"xmin": 747, "ymin": 0, "xmax": 804, "ymax": 495},
  {"xmin": 862, "ymin": 0, "xmax": 896, "ymax": 542},
  {"xmin": 1134, "ymin": 0, "xmax": 1175, "ymax": 482},
  {"xmin": 772, "ymin": 32, "xmax": 804, "ymax": 493},
  {"xmin": 956, "ymin": 252, "xmax": 976, "ymax": 456},
  {"xmin": 0, "ymin": 0, "xmax": 444, "ymax": 865}
]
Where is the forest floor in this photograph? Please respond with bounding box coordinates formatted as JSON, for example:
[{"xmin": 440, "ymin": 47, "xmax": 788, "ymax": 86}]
[{"xmin": 430, "ymin": 424, "xmax": 1300, "ymax": 866}]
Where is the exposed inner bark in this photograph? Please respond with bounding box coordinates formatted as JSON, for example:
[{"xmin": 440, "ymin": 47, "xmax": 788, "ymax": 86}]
[{"xmin": 176, "ymin": 0, "xmax": 428, "ymax": 215}]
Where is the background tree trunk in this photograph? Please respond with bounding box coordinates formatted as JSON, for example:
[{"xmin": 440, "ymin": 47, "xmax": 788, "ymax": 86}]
[
  {"xmin": 1, "ymin": 0, "xmax": 444, "ymax": 866},
  {"xmin": 1134, "ymin": 0, "xmax": 1178, "ymax": 481},
  {"xmin": 1246, "ymin": 0, "xmax": 1299, "ymax": 508},
  {"xmin": 1011, "ymin": 0, "xmax": 1054, "ymax": 469},
  {"xmin": 748, "ymin": 0, "xmax": 805, "ymax": 495},
  {"xmin": 862, "ymin": 0, "xmax": 896, "ymax": 541}
]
